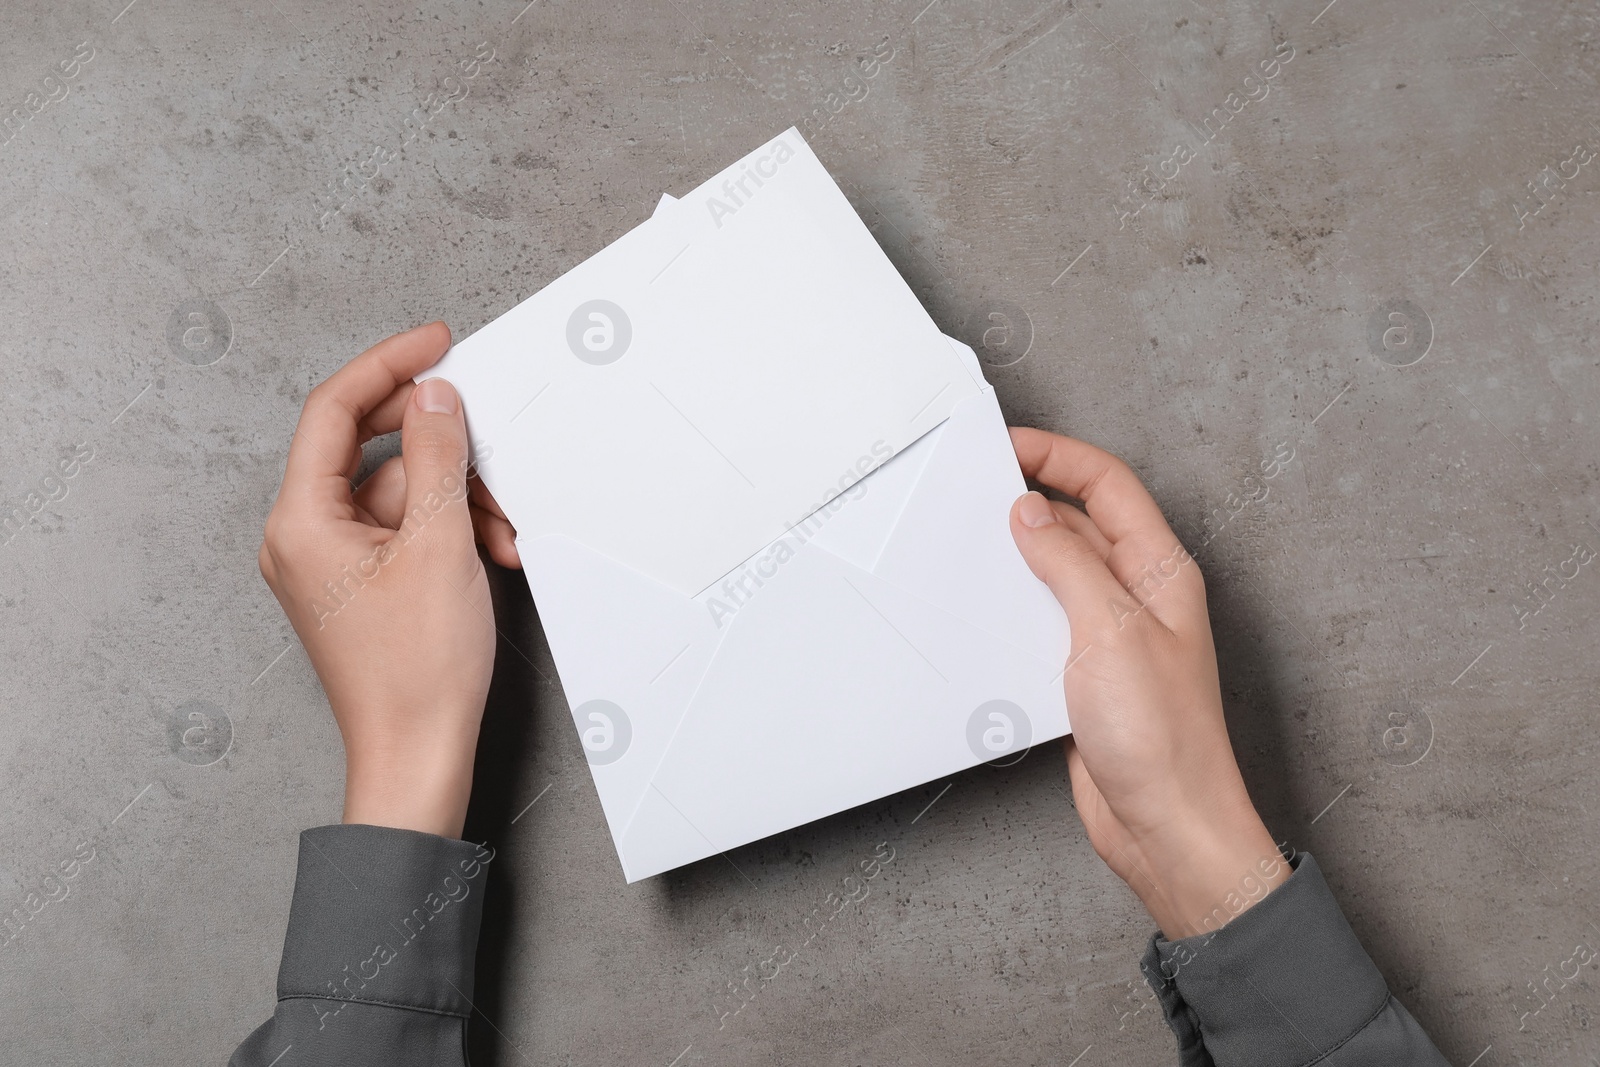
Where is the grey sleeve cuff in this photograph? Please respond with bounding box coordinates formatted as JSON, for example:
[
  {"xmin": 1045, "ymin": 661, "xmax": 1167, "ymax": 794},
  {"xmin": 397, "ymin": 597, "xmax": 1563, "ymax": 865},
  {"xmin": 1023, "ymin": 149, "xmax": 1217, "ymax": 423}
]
[
  {"xmin": 275, "ymin": 824, "xmax": 493, "ymax": 1019},
  {"xmin": 1139, "ymin": 852, "xmax": 1448, "ymax": 1067}
]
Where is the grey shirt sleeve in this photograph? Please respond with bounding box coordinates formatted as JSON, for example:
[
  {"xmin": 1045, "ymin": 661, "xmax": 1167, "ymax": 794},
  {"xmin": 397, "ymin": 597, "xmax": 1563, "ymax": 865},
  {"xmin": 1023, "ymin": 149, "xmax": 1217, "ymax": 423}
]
[
  {"xmin": 1139, "ymin": 852, "xmax": 1448, "ymax": 1067},
  {"xmin": 229, "ymin": 824, "xmax": 493, "ymax": 1067}
]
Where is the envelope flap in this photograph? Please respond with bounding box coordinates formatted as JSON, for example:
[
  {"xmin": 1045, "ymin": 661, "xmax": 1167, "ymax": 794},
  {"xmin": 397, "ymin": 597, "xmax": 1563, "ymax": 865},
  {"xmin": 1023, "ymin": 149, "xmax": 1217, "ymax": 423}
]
[
  {"xmin": 795, "ymin": 336, "xmax": 985, "ymax": 572},
  {"xmin": 868, "ymin": 388, "xmax": 1069, "ymax": 667}
]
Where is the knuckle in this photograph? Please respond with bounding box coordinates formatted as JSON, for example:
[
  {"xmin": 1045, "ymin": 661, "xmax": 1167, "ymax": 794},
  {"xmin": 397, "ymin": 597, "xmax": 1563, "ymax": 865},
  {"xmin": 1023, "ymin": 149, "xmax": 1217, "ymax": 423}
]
[
  {"xmin": 261, "ymin": 508, "xmax": 324, "ymax": 564},
  {"xmin": 1094, "ymin": 452, "xmax": 1158, "ymax": 504},
  {"xmin": 302, "ymin": 382, "xmax": 334, "ymax": 420},
  {"xmin": 303, "ymin": 384, "xmax": 363, "ymax": 439},
  {"xmin": 1163, "ymin": 545, "xmax": 1206, "ymax": 598},
  {"xmin": 1144, "ymin": 541, "xmax": 1202, "ymax": 586},
  {"xmin": 304, "ymin": 380, "xmax": 348, "ymax": 415},
  {"xmin": 261, "ymin": 510, "xmax": 289, "ymax": 553}
]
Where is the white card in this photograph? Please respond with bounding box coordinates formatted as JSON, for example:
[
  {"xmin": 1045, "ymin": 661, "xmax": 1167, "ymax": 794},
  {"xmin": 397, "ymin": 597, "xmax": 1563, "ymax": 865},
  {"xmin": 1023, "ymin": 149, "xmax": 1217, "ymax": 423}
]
[{"xmin": 424, "ymin": 129, "xmax": 981, "ymax": 595}]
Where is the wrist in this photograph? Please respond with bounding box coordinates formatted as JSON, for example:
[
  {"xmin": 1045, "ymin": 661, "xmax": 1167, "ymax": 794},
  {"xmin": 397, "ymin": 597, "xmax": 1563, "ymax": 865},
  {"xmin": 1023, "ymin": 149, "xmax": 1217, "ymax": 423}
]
[
  {"xmin": 343, "ymin": 736, "xmax": 478, "ymax": 839},
  {"xmin": 1124, "ymin": 805, "xmax": 1290, "ymax": 940}
]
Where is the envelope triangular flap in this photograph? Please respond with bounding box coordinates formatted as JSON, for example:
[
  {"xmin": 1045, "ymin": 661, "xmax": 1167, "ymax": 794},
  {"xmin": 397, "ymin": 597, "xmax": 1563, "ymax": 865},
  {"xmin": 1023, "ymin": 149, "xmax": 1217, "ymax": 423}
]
[
  {"xmin": 796, "ymin": 420, "xmax": 939, "ymax": 574},
  {"xmin": 790, "ymin": 335, "xmax": 991, "ymax": 572},
  {"xmin": 706, "ymin": 338, "xmax": 982, "ymax": 577},
  {"xmin": 868, "ymin": 388, "xmax": 1069, "ymax": 668}
]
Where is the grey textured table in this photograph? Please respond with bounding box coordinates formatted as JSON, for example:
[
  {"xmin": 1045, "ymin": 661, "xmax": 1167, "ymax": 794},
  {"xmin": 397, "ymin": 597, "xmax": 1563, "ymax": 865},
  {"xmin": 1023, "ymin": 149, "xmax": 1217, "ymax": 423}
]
[{"xmin": 3, "ymin": 1, "xmax": 1597, "ymax": 1064}]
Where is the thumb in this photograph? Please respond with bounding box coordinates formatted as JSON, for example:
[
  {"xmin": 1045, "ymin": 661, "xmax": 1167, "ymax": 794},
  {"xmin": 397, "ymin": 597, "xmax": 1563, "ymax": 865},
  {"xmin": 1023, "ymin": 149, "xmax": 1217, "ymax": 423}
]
[
  {"xmin": 398, "ymin": 377, "xmax": 474, "ymax": 553},
  {"xmin": 1010, "ymin": 491, "xmax": 1138, "ymax": 637}
]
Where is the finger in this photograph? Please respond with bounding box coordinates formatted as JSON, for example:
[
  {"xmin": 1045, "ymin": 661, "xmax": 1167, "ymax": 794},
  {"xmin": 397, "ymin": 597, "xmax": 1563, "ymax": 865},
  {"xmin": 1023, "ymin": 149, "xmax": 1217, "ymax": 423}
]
[
  {"xmin": 357, "ymin": 381, "xmax": 418, "ymax": 444},
  {"xmin": 1053, "ymin": 500, "xmax": 1112, "ymax": 560},
  {"xmin": 468, "ymin": 475, "xmax": 510, "ymax": 522},
  {"xmin": 363, "ymin": 450, "xmax": 519, "ymax": 564},
  {"xmin": 471, "ymin": 505, "xmax": 522, "ymax": 569},
  {"xmin": 1012, "ymin": 491, "xmax": 1145, "ymax": 639},
  {"xmin": 397, "ymin": 376, "xmax": 475, "ymax": 556},
  {"xmin": 1009, "ymin": 427, "xmax": 1179, "ymax": 552},
  {"xmin": 281, "ymin": 321, "xmax": 452, "ymax": 516},
  {"xmin": 1014, "ymin": 430, "xmax": 1206, "ymax": 631},
  {"xmin": 352, "ymin": 456, "xmax": 408, "ymax": 529}
]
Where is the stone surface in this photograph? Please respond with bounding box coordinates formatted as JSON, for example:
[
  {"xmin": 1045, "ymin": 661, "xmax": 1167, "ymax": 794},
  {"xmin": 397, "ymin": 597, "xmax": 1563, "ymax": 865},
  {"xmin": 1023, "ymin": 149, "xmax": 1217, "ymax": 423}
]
[{"xmin": 2, "ymin": 0, "xmax": 1597, "ymax": 1064}]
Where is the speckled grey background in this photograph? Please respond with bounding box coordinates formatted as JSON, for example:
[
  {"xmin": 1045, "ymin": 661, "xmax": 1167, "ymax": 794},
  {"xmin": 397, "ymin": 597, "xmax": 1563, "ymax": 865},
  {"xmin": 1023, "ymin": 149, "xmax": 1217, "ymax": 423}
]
[{"xmin": 2, "ymin": 0, "xmax": 1597, "ymax": 1064}]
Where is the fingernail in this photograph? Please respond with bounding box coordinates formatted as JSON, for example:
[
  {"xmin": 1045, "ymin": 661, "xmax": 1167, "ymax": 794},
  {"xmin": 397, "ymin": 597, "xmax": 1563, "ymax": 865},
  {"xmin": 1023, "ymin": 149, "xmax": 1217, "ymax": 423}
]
[
  {"xmin": 416, "ymin": 377, "xmax": 458, "ymax": 414},
  {"xmin": 1018, "ymin": 491, "xmax": 1057, "ymax": 528}
]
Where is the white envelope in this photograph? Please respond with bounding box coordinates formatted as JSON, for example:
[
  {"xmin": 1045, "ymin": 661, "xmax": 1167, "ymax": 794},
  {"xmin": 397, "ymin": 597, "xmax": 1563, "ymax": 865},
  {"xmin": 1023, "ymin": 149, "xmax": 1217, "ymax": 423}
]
[
  {"xmin": 423, "ymin": 128, "xmax": 982, "ymax": 596},
  {"xmin": 526, "ymin": 338, "xmax": 1070, "ymax": 882}
]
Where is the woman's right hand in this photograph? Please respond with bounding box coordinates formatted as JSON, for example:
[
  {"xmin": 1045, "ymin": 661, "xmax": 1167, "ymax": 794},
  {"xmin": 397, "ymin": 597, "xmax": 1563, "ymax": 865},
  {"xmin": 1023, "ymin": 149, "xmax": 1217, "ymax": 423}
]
[{"xmin": 1007, "ymin": 428, "xmax": 1289, "ymax": 939}]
